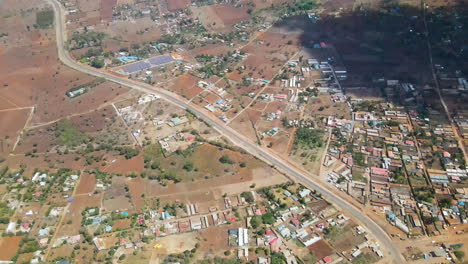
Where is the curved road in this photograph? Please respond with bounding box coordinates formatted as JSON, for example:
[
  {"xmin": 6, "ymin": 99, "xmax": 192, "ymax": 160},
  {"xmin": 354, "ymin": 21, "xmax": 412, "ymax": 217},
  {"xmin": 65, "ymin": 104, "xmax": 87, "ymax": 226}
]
[{"xmin": 47, "ymin": 0, "xmax": 404, "ymax": 262}]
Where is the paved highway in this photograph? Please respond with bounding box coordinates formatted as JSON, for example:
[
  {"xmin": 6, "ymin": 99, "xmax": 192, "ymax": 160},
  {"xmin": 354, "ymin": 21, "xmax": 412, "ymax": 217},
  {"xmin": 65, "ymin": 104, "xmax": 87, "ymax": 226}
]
[{"xmin": 47, "ymin": 0, "xmax": 404, "ymax": 262}]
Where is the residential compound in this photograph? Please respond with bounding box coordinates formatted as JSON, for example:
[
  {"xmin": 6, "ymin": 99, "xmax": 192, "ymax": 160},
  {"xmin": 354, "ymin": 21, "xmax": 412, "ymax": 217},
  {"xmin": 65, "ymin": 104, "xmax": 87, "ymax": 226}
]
[{"xmin": 324, "ymin": 93, "xmax": 468, "ymax": 237}]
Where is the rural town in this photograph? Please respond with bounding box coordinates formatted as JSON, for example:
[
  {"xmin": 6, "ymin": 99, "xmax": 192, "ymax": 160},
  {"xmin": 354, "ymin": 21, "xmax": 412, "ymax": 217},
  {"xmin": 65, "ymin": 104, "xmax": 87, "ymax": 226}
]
[{"xmin": 0, "ymin": 0, "xmax": 467, "ymax": 263}]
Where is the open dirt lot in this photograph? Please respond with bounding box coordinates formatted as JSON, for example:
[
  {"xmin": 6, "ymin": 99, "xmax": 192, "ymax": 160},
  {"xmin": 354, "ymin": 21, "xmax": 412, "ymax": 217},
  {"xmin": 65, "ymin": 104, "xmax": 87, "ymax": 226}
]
[
  {"xmin": 191, "ymin": 3, "xmax": 250, "ymax": 32},
  {"xmin": 48, "ymin": 244, "xmax": 74, "ymax": 260},
  {"xmin": 0, "ymin": 0, "xmax": 129, "ymax": 160},
  {"xmin": 197, "ymin": 224, "xmax": 242, "ymax": 259},
  {"xmin": 0, "ymin": 108, "xmax": 31, "ymax": 135},
  {"xmin": 307, "ymin": 239, "xmax": 335, "ymax": 260},
  {"xmin": 127, "ymin": 143, "xmax": 288, "ymax": 207},
  {"xmin": 75, "ymin": 173, "xmax": 96, "ymax": 195},
  {"xmin": 0, "ymin": 108, "xmax": 31, "ymax": 155},
  {"xmin": 94, "ymin": 17, "xmax": 163, "ymax": 46},
  {"xmin": 167, "ymin": 0, "xmax": 191, "ymax": 11},
  {"xmin": 166, "ymin": 73, "xmax": 201, "ymax": 98},
  {"xmin": 189, "ymin": 43, "xmax": 235, "ymax": 57},
  {"xmin": 100, "ymin": 0, "xmax": 117, "ymax": 22},
  {"xmin": 305, "ymin": 95, "xmax": 351, "ymax": 119},
  {"xmin": 103, "ymin": 154, "xmax": 145, "ymax": 174},
  {"xmin": 57, "ymin": 193, "xmax": 103, "ymax": 237},
  {"xmin": 0, "ymin": 236, "xmax": 23, "ymax": 261},
  {"xmin": 14, "ymin": 105, "xmax": 132, "ymax": 158},
  {"xmin": 227, "ymin": 31, "xmax": 301, "ymax": 82},
  {"xmin": 228, "ymin": 110, "xmax": 260, "ymax": 144}
]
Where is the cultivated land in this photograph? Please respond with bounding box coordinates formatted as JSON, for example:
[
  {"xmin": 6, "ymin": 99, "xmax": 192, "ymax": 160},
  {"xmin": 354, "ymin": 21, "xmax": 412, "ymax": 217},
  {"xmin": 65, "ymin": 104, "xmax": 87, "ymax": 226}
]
[{"xmin": 1, "ymin": 0, "xmax": 468, "ymax": 263}]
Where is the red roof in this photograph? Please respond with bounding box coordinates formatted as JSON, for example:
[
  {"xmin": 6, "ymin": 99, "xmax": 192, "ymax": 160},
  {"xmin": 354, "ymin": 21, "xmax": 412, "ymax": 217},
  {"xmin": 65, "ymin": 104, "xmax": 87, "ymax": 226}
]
[
  {"xmin": 323, "ymin": 256, "xmax": 332, "ymax": 263},
  {"xmin": 291, "ymin": 218, "xmax": 300, "ymax": 226},
  {"xmin": 371, "ymin": 167, "xmax": 389, "ymax": 177},
  {"xmin": 274, "ymin": 94, "xmax": 288, "ymax": 100},
  {"xmin": 265, "ymin": 230, "xmax": 274, "ymax": 236},
  {"xmin": 269, "ymin": 237, "xmax": 278, "ymax": 245},
  {"xmin": 372, "ymin": 149, "xmax": 381, "ymax": 157}
]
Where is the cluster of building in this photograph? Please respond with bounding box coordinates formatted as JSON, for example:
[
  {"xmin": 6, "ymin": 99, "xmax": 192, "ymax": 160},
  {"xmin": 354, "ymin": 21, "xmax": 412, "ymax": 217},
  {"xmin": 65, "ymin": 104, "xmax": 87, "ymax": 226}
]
[
  {"xmin": 240, "ymin": 184, "xmax": 384, "ymax": 263},
  {"xmin": 323, "ymin": 89, "xmax": 468, "ymax": 238}
]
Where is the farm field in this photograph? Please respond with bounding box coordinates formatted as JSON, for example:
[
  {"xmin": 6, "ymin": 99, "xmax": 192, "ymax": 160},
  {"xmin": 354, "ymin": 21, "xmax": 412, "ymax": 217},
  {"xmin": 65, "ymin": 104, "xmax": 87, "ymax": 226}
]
[
  {"xmin": 0, "ymin": 236, "xmax": 23, "ymax": 261},
  {"xmin": 191, "ymin": 3, "xmax": 251, "ymax": 32},
  {"xmin": 75, "ymin": 173, "xmax": 96, "ymax": 195}
]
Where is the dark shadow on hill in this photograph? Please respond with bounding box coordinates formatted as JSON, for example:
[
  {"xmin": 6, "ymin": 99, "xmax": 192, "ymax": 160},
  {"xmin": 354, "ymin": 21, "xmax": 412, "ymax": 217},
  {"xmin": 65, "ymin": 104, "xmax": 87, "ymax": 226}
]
[{"xmin": 273, "ymin": 2, "xmax": 468, "ymax": 84}]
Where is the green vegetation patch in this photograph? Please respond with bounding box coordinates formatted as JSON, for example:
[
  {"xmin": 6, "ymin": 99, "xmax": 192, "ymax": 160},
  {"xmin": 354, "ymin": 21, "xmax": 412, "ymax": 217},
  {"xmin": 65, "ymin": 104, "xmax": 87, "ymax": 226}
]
[
  {"xmin": 163, "ymin": 245, "xmax": 198, "ymax": 264},
  {"xmin": 414, "ymin": 187, "xmax": 434, "ymax": 203},
  {"xmin": 35, "ymin": 10, "xmax": 54, "ymax": 29},
  {"xmin": 352, "ymin": 167, "xmax": 367, "ymax": 183},
  {"xmin": 55, "ymin": 119, "xmax": 89, "ymax": 146},
  {"xmin": 351, "ymin": 253, "xmax": 379, "ymax": 264},
  {"xmin": 296, "ymin": 0, "xmax": 319, "ymax": 11},
  {"xmin": 0, "ymin": 201, "xmax": 14, "ymax": 224},
  {"xmin": 294, "ymin": 128, "xmax": 324, "ymax": 148},
  {"xmin": 323, "ymin": 225, "xmax": 341, "ymax": 241},
  {"xmin": 69, "ymin": 31, "xmax": 106, "ymax": 50},
  {"xmin": 115, "ymin": 147, "xmax": 140, "ymax": 160}
]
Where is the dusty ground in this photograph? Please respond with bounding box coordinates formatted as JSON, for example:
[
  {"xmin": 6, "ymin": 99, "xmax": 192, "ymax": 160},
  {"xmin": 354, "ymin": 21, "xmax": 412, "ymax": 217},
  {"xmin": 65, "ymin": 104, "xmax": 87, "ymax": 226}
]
[
  {"xmin": 191, "ymin": 3, "xmax": 250, "ymax": 33},
  {"xmin": 0, "ymin": 236, "xmax": 23, "ymax": 261},
  {"xmin": 0, "ymin": 0, "xmax": 128, "ymax": 161},
  {"xmin": 75, "ymin": 173, "xmax": 96, "ymax": 195}
]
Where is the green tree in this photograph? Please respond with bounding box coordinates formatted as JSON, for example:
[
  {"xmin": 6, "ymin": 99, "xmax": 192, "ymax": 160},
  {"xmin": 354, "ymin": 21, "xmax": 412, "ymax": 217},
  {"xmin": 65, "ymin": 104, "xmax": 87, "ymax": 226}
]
[
  {"xmin": 250, "ymin": 216, "xmax": 263, "ymax": 229},
  {"xmin": 219, "ymin": 154, "xmax": 234, "ymax": 164},
  {"xmin": 90, "ymin": 58, "xmax": 105, "ymax": 68},
  {"xmin": 261, "ymin": 212, "xmax": 275, "ymax": 225}
]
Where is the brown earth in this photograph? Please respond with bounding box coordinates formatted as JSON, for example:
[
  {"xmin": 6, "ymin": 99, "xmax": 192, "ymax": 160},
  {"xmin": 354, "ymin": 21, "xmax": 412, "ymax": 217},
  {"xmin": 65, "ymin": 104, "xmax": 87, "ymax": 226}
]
[
  {"xmin": 75, "ymin": 173, "xmax": 96, "ymax": 195},
  {"xmin": 0, "ymin": 236, "xmax": 23, "ymax": 261},
  {"xmin": 168, "ymin": 0, "xmax": 191, "ymax": 11}
]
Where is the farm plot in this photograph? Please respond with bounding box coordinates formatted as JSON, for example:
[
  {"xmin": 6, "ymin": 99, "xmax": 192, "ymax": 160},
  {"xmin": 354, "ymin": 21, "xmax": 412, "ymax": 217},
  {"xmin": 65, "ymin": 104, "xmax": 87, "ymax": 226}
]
[
  {"xmin": 94, "ymin": 17, "xmax": 163, "ymax": 45},
  {"xmin": 327, "ymin": 222, "xmax": 366, "ymax": 252},
  {"xmin": 75, "ymin": 173, "xmax": 96, "ymax": 195},
  {"xmin": 0, "ymin": 108, "xmax": 31, "ymax": 155},
  {"xmin": 304, "ymin": 95, "xmax": 351, "ymax": 119},
  {"xmin": 307, "ymin": 240, "xmax": 335, "ymax": 260},
  {"xmin": 167, "ymin": 0, "xmax": 191, "ymax": 11},
  {"xmin": 102, "ymin": 176, "xmax": 134, "ymax": 213},
  {"xmin": 228, "ymin": 31, "xmax": 301, "ymax": 82},
  {"xmin": 15, "ymin": 105, "xmax": 133, "ymax": 156},
  {"xmin": 0, "ymin": 2, "xmax": 128, "ymax": 127},
  {"xmin": 0, "ymin": 236, "xmax": 23, "ymax": 261},
  {"xmin": 191, "ymin": 3, "xmax": 250, "ymax": 32},
  {"xmin": 103, "ymin": 154, "xmax": 145, "ymax": 175},
  {"xmin": 165, "ymin": 73, "xmax": 201, "ymax": 99},
  {"xmin": 228, "ymin": 110, "xmax": 261, "ymax": 144},
  {"xmin": 100, "ymin": 0, "xmax": 117, "ymax": 23},
  {"xmin": 57, "ymin": 193, "xmax": 103, "ymax": 237},
  {"xmin": 129, "ymin": 143, "xmax": 287, "ymax": 205}
]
